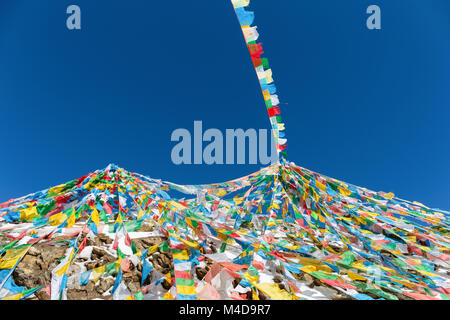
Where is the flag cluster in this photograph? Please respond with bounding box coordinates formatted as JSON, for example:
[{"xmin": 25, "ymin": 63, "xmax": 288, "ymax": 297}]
[{"xmin": 0, "ymin": 162, "xmax": 448, "ymax": 300}]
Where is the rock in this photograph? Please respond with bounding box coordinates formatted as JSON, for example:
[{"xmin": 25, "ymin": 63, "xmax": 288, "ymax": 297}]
[
  {"xmin": 27, "ymin": 246, "xmax": 40, "ymax": 256},
  {"xmin": 34, "ymin": 288, "xmax": 51, "ymax": 300},
  {"xmin": 160, "ymin": 253, "xmax": 172, "ymax": 268},
  {"xmin": 134, "ymin": 236, "xmax": 163, "ymax": 251},
  {"xmin": 38, "ymin": 261, "xmax": 49, "ymax": 270},
  {"xmin": 136, "ymin": 221, "xmax": 154, "ymax": 232},
  {"xmin": 68, "ymin": 264, "xmax": 82, "ymax": 277},
  {"xmin": 13, "ymin": 243, "xmax": 67, "ymax": 291},
  {"xmin": 86, "ymin": 261, "xmax": 100, "ymax": 270},
  {"xmin": 97, "ymin": 233, "xmax": 112, "ymax": 245},
  {"xmin": 142, "ymin": 270, "xmax": 152, "ymax": 286},
  {"xmin": 21, "ymin": 254, "xmax": 39, "ymax": 267},
  {"xmin": 98, "ymin": 278, "xmax": 115, "ymax": 293},
  {"xmin": 52, "ymin": 235, "xmax": 74, "ymax": 242},
  {"xmin": 275, "ymin": 266, "xmax": 283, "ymax": 275},
  {"xmin": 332, "ymin": 295, "xmax": 354, "ymax": 300},
  {"xmin": 92, "ymin": 247, "xmax": 112, "ymax": 261},
  {"xmin": 126, "ymin": 280, "xmax": 141, "ymax": 294},
  {"xmin": 39, "ymin": 244, "xmax": 67, "ymax": 263},
  {"xmin": 258, "ymin": 291, "xmax": 268, "ymax": 300},
  {"xmin": 196, "ymin": 267, "xmax": 208, "ymax": 280},
  {"xmin": 67, "ymin": 289, "xmax": 89, "ymax": 300},
  {"xmin": 155, "ymin": 256, "xmax": 164, "ymax": 268},
  {"xmin": 273, "ymin": 276, "xmax": 283, "ymax": 283},
  {"xmin": 303, "ymin": 274, "xmax": 315, "ymax": 288},
  {"xmin": 162, "ymin": 279, "xmax": 172, "ymax": 290},
  {"xmin": 313, "ymin": 278, "xmax": 323, "ymax": 287},
  {"xmin": 93, "ymin": 237, "xmax": 103, "ymax": 247}
]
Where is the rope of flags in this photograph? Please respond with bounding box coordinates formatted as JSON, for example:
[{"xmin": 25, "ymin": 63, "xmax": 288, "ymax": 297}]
[{"xmin": 231, "ymin": 0, "xmax": 288, "ymax": 160}]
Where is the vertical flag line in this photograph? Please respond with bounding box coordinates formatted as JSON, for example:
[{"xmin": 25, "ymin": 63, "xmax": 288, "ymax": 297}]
[{"xmin": 229, "ymin": 0, "xmax": 287, "ymax": 161}]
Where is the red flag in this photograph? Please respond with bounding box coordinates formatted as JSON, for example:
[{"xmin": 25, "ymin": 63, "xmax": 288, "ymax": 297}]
[
  {"xmin": 28, "ymin": 231, "xmax": 53, "ymax": 244},
  {"xmin": 212, "ymin": 201, "xmax": 220, "ymax": 212},
  {"xmin": 252, "ymin": 56, "xmax": 262, "ymax": 67},
  {"xmin": 267, "ymin": 106, "xmax": 280, "ymax": 117},
  {"xmin": 113, "ymin": 235, "xmax": 119, "ymax": 250},
  {"xmin": 248, "ymin": 43, "xmax": 264, "ymax": 57},
  {"xmin": 14, "ymin": 230, "xmax": 28, "ymax": 241},
  {"xmin": 75, "ymin": 175, "xmax": 89, "ymax": 188},
  {"xmin": 103, "ymin": 202, "xmax": 112, "ymax": 215},
  {"xmin": 79, "ymin": 236, "xmax": 87, "ymax": 253},
  {"xmin": 0, "ymin": 199, "xmax": 14, "ymax": 209},
  {"xmin": 124, "ymin": 232, "xmax": 132, "ymax": 247},
  {"xmin": 45, "ymin": 205, "xmax": 63, "ymax": 218}
]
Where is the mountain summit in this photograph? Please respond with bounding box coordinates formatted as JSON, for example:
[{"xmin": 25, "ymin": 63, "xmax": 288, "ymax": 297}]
[{"xmin": 0, "ymin": 162, "xmax": 448, "ymax": 300}]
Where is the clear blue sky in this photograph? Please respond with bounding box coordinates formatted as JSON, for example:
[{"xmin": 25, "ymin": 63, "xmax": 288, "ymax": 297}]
[{"xmin": 0, "ymin": 0, "xmax": 449, "ymax": 210}]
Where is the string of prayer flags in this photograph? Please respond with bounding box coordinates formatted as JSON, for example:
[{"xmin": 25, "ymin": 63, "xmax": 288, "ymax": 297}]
[{"xmin": 231, "ymin": 0, "xmax": 288, "ymax": 159}]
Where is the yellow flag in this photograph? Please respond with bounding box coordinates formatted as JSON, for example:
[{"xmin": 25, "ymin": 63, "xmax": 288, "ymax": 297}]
[
  {"xmin": 48, "ymin": 184, "xmax": 66, "ymax": 194},
  {"xmin": 316, "ymin": 181, "xmax": 327, "ymax": 192},
  {"xmin": 216, "ymin": 189, "xmax": 227, "ymax": 197},
  {"xmin": 137, "ymin": 208, "xmax": 145, "ymax": 220},
  {"xmin": 232, "ymin": 0, "xmax": 250, "ymax": 8},
  {"xmin": 0, "ymin": 246, "xmax": 30, "ymax": 269},
  {"xmin": 92, "ymin": 265, "xmax": 106, "ymax": 283},
  {"xmin": 252, "ymin": 288, "xmax": 259, "ymax": 300},
  {"xmin": 163, "ymin": 290, "xmax": 174, "ymax": 300},
  {"xmin": 55, "ymin": 261, "xmax": 70, "ymax": 276},
  {"xmin": 1, "ymin": 292, "xmax": 22, "ymax": 300},
  {"xmin": 66, "ymin": 209, "xmax": 76, "ymax": 228},
  {"xmin": 177, "ymin": 285, "xmax": 196, "ymax": 296},
  {"xmin": 173, "ymin": 250, "xmax": 189, "ymax": 261},
  {"xmin": 244, "ymin": 272, "xmax": 259, "ymax": 284},
  {"xmin": 234, "ymin": 196, "xmax": 243, "ymax": 205},
  {"xmin": 254, "ymin": 283, "xmax": 296, "ymax": 300},
  {"xmin": 49, "ymin": 212, "xmax": 66, "ymax": 226},
  {"xmin": 390, "ymin": 277, "xmax": 415, "ymax": 288},
  {"xmin": 350, "ymin": 260, "xmax": 368, "ymax": 271},
  {"xmin": 176, "ymin": 236, "xmax": 201, "ymax": 250},
  {"xmin": 300, "ymin": 265, "xmax": 317, "ymax": 274},
  {"xmin": 147, "ymin": 244, "xmax": 159, "ymax": 255},
  {"xmin": 20, "ymin": 206, "xmax": 39, "ymax": 221},
  {"xmin": 262, "ymin": 89, "xmax": 271, "ymax": 101},
  {"xmin": 91, "ymin": 208, "xmax": 100, "ymax": 226},
  {"xmin": 55, "ymin": 248, "xmax": 75, "ymax": 276},
  {"xmin": 265, "ymin": 69, "xmax": 274, "ymax": 84},
  {"xmin": 347, "ymin": 270, "xmax": 367, "ymax": 281},
  {"xmin": 413, "ymin": 201, "xmax": 430, "ymax": 209},
  {"xmin": 115, "ymin": 213, "xmax": 123, "ymax": 224},
  {"xmin": 371, "ymin": 242, "xmax": 383, "ymax": 251},
  {"xmin": 338, "ymin": 186, "xmax": 352, "ymax": 196},
  {"xmin": 383, "ymin": 192, "xmax": 395, "ymax": 200}
]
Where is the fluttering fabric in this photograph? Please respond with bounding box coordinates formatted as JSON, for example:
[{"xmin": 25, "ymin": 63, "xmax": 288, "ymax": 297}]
[
  {"xmin": 0, "ymin": 162, "xmax": 449, "ymax": 300},
  {"xmin": 231, "ymin": 0, "xmax": 288, "ymax": 158},
  {"xmin": 0, "ymin": 0, "xmax": 448, "ymax": 301}
]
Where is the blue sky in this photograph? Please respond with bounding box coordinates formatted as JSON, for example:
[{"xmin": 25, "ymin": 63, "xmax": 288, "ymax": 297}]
[{"xmin": 0, "ymin": 0, "xmax": 449, "ymax": 209}]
